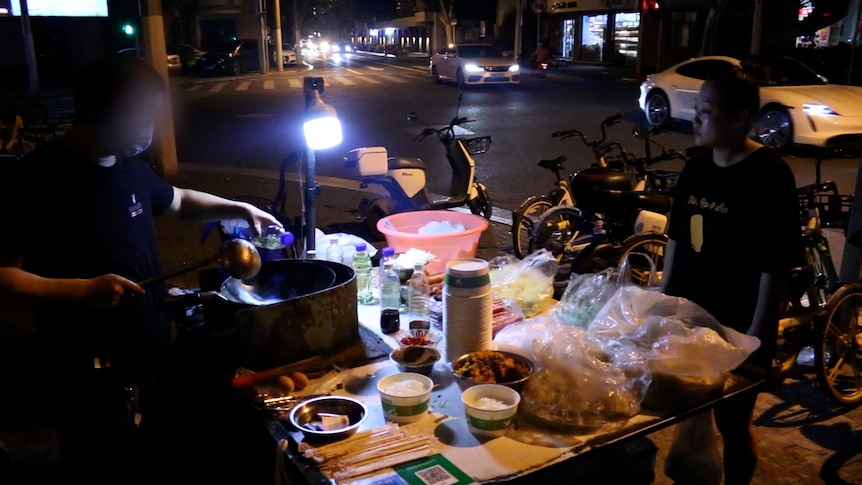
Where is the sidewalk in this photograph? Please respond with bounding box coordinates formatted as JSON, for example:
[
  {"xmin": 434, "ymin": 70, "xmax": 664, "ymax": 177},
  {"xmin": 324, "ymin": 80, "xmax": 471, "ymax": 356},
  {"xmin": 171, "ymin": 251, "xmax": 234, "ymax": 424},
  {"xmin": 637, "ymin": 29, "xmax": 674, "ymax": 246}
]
[{"xmin": 1, "ymin": 165, "xmax": 861, "ymax": 484}]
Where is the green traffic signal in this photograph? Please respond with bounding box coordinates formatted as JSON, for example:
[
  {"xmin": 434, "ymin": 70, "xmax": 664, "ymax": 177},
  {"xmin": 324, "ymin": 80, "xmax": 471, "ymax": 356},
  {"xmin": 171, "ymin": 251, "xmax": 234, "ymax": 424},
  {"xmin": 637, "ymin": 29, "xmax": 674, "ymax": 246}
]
[{"xmin": 122, "ymin": 23, "xmax": 135, "ymax": 36}]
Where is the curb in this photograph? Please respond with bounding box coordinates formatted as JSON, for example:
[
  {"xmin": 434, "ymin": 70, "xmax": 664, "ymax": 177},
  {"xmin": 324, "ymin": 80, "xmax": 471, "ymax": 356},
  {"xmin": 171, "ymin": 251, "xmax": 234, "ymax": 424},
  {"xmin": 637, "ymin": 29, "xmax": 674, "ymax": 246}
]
[{"xmin": 170, "ymin": 63, "xmax": 315, "ymax": 87}]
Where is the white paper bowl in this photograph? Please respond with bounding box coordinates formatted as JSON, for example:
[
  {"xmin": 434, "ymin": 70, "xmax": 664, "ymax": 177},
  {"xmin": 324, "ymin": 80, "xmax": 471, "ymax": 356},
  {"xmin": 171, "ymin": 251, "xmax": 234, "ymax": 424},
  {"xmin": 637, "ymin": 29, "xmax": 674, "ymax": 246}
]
[
  {"xmin": 377, "ymin": 372, "xmax": 434, "ymax": 424},
  {"xmin": 461, "ymin": 384, "xmax": 521, "ymax": 437}
]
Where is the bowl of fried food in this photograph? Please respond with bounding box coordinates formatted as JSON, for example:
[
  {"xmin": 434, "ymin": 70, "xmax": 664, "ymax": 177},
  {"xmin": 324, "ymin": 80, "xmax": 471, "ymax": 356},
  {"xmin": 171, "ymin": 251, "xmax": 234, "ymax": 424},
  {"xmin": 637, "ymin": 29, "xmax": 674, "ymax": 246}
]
[{"xmin": 451, "ymin": 350, "xmax": 534, "ymax": 392}]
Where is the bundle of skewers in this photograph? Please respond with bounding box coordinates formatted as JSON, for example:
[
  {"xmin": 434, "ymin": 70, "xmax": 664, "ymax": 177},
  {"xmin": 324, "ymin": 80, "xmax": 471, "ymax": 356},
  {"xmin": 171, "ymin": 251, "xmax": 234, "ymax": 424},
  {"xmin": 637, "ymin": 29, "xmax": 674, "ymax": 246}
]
[{"xmin": 298, "ymin": 424, "xmax": 438, "ymax": 484}]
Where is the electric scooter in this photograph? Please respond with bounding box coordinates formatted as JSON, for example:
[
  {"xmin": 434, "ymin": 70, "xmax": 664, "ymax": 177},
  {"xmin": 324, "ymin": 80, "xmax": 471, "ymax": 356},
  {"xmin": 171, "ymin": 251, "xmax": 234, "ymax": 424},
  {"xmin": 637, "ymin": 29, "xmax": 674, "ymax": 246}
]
[{"xmin": 344, "ymin": 95, "xmax": 493, "ymax": 238}]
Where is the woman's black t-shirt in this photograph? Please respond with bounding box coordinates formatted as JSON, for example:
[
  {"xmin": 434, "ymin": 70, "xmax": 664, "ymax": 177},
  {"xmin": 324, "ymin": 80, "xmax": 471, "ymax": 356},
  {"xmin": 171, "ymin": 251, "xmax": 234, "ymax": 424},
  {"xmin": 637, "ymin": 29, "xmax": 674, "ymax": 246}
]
[
  {"xmin": 665, "ymin": 147, "xmax": 802, "ymax": 336},
  {"xmin": 0, "ymin": 141, "xmax": 175, "ymax": 381}
]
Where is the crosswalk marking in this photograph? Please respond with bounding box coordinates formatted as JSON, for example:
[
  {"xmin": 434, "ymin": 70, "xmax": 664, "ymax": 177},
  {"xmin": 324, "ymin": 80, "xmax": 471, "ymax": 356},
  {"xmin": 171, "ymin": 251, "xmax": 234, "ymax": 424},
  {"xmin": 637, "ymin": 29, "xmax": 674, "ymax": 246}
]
[
  {"xmin": 208, "ymin": 82, "xmax": 226, "ymax": 93},
  {"xmin": 263, "ymin": 80, "xmax": 275, "ymax": 90},
  {"xmin": 346, "ymin": 68, "xmax": 362, "ymax": 75},
  {"xmin": 288, "ymin": 78, "xmax": 302, "ymax": 88},
  {"xmin": 186, "ymin": 84, "xmax": 202, "ymax": 92},
  {"xmin": 333, "ymin": 77, "xmax": 356, "ymax": 86},
  {"xmin": 236, "ymin": 81, "xmax": 251, "ymax": 91},
  {"xmin": 354, "ymin": 76, "xmax": 382, "ymax": 84},
  {"xmin": 385, "ymin": 76, "xmax": 408, "ymax": 83}
]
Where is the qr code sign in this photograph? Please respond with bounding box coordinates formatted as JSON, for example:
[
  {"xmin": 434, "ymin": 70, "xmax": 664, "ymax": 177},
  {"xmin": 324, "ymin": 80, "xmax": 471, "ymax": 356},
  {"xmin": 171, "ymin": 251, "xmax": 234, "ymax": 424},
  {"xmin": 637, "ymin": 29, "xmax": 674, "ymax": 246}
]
[{"xmin": 414, "ymin": 465, "xmax": 458, "ymax": 485}]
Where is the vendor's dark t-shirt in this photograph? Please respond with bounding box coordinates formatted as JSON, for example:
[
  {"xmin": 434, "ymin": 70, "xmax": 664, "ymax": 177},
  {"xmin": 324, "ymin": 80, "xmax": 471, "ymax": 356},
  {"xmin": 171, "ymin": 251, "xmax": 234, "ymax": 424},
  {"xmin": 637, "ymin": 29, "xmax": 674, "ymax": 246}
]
[
  {"xmin": 0, "ymin": 141, "xmax": 175, "ymax": 380},
  {"xmin": 665, "ymin": 147, "xmax": 802, "ymax": 336}
]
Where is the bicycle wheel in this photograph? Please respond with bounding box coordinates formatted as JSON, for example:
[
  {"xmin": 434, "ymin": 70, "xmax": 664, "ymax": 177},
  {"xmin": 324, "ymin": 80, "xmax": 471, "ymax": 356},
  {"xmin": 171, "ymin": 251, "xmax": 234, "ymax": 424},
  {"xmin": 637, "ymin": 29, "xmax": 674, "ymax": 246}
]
[
  {"xmin": 614, "ymin": 232, "xmax": 667, "ymax": 287},
  {"xmin": 528, "ymin": 206, "xmax": 588, "ymax": 260},
  {"xmin": 815, "ymin": 283, "xmax": 862, "ymax": 405},
  {"xmin": 511, "ymin": 195, "xmax": 554, "ymax": 259},
  {"xmin": 468, "ymin": 183, "xmax": 493, "ymax": 220}
]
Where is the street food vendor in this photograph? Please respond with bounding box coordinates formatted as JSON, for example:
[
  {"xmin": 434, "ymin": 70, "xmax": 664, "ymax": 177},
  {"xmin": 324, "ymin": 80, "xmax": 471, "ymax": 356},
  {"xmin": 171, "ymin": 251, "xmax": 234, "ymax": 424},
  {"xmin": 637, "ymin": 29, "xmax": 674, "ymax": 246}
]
[
  {"xmin": 0, "ymin": 55, "xmax": 279, "ymax": 483},
  {"xmin": 661, "ymin": 62, "xmax": 803, "ymax": 485}
]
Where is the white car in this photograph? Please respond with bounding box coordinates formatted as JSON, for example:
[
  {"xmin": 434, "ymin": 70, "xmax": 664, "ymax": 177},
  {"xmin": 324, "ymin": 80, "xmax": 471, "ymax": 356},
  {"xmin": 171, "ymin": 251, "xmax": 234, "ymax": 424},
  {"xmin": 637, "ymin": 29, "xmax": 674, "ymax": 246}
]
[
  {"xmin": 430, "ymin": 43, "xmax": 520, "ymax": 87},
  {"xmin": 638, "ymin": 55, "xmax": 862, "ymax": 149},
  {"xmin": 272, "ymin": 43, "xmax": 298, "ymax": 67}
]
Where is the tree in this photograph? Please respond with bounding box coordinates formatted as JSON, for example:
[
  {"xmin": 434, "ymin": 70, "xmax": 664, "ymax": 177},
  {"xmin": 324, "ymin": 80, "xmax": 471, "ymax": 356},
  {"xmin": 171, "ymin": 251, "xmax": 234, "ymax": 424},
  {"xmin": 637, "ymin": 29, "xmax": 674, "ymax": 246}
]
[
  {"xmin": 699, "ymin": 0, "xmax": 725, "ymax": 56},
  {"xmin": 289, "ymin": 0, "xmax": 344, "ymax": 44},
  {"xmin": 162, "ymin": 0, "xmax": 197, "ymax": 44}
]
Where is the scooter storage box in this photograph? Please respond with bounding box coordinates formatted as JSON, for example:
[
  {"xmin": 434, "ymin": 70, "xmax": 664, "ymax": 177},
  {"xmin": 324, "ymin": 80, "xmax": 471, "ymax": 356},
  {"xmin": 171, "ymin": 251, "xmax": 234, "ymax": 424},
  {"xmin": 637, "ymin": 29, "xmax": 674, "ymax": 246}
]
[{"xmin": 345, "ymin": 147, "xmax": 388, "ymax": 176}]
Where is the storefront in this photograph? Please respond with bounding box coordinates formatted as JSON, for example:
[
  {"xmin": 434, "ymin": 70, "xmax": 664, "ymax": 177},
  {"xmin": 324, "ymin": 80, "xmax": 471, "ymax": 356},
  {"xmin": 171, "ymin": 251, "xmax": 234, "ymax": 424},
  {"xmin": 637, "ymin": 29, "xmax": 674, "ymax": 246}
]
[{"xmin": 552, "ymin": 0, "xmax": 640, "ymax": 63}]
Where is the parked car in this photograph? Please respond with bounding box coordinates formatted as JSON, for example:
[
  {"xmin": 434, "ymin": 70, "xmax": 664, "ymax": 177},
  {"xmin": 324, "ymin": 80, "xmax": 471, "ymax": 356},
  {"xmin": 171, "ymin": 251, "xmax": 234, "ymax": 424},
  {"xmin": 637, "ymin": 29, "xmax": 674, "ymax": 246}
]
[
  {"xmin": 168, "ymin": 43, "xmax": 206, "ymax": 71},
  {"xmin": 639, "ymin": 55, "xmax": 862, "ymax": 149},
  {"xmin": 195, "ymin": 39, "xmax": 260, "ymax": 76},
  {"xmin": 430, "ymin": 43, "xmax": 520, "ymax": 87},
  {"xmin": 117, "ymin": 47, "xmax": 182, "ymax": 71},
  {"xmin": 270, "ymin": 43, "xmax": 298, "ymax": 67}
]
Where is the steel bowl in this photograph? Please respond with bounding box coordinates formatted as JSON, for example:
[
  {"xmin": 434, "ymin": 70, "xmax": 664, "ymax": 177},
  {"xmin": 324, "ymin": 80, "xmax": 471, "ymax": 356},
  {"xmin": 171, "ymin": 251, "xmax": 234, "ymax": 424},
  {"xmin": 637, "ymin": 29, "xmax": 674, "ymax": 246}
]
[
  {"xmin": 451, "ymin": 350, "xmax": 534, "ymax": 392},
  {"xmin": 288, "ymin": 396, "xmax": 368, "ymax": 441},
  {"xmin": 390, "ymin": 345, "xmax": 441, "ymax": 376}
]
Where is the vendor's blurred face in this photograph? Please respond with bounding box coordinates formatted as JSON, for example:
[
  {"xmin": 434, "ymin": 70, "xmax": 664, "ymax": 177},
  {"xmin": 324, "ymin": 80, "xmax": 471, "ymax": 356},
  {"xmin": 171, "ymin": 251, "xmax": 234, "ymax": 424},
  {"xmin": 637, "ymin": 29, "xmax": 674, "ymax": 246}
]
[
  {"xmin": 100, "ymin": 84, "xmax": 164, "ymax": 157},
  {"xmin": 692, "ymin": 80, "xmax": 748, "ymax": 149}
]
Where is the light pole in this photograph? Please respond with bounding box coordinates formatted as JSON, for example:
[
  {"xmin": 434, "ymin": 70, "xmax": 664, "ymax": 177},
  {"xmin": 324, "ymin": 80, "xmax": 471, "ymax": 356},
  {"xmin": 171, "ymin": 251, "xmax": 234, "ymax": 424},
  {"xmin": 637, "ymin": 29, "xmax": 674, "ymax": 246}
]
[{"xmin": 302, "ymin": 77, "xmax": 343, "ymax": 255}]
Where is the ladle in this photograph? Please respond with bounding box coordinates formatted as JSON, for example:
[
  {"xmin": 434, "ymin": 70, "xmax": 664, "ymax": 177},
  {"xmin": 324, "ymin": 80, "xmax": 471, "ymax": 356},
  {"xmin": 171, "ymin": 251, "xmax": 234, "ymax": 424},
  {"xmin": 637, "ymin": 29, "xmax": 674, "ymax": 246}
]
[{"xmin": 139, "ymin": 238, "xmax": 262, "ymax": 287}]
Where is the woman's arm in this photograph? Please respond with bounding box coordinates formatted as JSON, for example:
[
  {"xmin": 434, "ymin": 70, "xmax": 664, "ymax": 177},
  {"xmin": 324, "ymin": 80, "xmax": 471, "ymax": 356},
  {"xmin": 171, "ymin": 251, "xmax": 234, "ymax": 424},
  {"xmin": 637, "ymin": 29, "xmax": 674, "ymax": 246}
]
[
  {"xmin": 167, "ymin": 187, "xmax": 281, "ymax": 235},
  {"xmin": 660, "ymin": 239, "xmax": 676, "ymax": 293},
  {"xmin": 748, "ymin": 272, "xmax": 784, "ymax": 338}
]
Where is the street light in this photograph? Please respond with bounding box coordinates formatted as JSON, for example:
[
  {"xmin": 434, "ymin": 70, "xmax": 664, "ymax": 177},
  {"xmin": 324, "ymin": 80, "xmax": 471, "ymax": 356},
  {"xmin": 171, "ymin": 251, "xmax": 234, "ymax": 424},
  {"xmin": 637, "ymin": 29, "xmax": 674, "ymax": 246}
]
[{"xmin": 301, "ymin": 76, "xmax": 342, "ymax": 255}]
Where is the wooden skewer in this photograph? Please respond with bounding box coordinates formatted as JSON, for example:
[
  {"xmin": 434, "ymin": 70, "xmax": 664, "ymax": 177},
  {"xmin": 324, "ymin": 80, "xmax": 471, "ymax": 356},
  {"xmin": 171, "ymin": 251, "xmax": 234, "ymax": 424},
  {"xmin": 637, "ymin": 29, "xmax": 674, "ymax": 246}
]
[{"xmin": 321, "ymin": 436, "xmax": 433, "ymax": 470}]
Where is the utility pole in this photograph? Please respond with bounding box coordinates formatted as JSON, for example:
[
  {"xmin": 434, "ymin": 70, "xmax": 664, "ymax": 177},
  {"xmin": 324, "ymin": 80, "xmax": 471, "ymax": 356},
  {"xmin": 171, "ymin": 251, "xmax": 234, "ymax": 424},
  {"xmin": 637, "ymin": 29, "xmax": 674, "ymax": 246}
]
[
  {"xmin": 514, "ymin": 0, "xmax": 523, "ymax": 60},
  {"xmin": 256, "ymin": 0, "xmax": 268, "ymax": 74},
  {"xmin": 750, "ymin": 0, "xmax": 762, "ymax": 55},
  {"xmin": 849, "ymin": 0, "xmax": 862, "ymax": 85},
  {"xmin": 18, "ymin": 0, "xmax": 39, "ymax": 93},
  {"xmin": 274, "ymin": 0, "xmax": 284, "ymax": 72},
  {"xmin": 142, "ymin": 0, "xmax": 178, "ymax": 176}
]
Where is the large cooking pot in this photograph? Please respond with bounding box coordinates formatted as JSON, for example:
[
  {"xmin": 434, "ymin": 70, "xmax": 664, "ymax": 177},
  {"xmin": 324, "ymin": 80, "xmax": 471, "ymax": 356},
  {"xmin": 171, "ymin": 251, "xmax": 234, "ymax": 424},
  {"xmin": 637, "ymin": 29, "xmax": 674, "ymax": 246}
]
[{"xmin": 224, "ymin": 259, "xmax": 360, "ymax": 370}]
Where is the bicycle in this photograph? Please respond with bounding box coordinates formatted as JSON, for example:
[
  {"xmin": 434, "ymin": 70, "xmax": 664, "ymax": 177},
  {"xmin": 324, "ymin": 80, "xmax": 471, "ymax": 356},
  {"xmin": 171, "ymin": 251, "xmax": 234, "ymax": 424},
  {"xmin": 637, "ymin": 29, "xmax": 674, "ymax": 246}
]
[
  {"xmin": 771, "ymin": 178, "xmax": 862, "ymax": 405},
  {"xmin": 511, "ymin": 113, "xmax": 628, "ymax": 259}
]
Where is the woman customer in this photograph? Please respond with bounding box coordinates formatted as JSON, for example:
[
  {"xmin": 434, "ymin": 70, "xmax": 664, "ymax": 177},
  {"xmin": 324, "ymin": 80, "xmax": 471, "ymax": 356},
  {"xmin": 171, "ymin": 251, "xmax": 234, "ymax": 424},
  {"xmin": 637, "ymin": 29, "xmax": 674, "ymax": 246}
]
[{"xmin": 660, "ymin": 61, "xmax": 803, "ymax": 484}]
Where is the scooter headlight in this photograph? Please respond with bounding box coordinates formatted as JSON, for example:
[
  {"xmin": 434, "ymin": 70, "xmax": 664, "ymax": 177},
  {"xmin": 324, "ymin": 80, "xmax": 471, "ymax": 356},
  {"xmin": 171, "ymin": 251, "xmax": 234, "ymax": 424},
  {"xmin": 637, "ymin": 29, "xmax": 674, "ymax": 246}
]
[{"xmin": 464, "ymin": 64, "xmax": 483, "ymax": 73}]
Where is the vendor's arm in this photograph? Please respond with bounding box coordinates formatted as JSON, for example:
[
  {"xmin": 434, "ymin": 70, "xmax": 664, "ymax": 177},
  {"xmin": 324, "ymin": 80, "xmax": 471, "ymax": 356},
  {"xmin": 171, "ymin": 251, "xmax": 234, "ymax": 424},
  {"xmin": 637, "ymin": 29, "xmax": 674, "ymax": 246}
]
[
  {"xmin": 659, "ymin": 239, "xmax": 676, "ymax": 293},
  {"xmin": 167, "ymin": 187, "xmax": 281, "ymax": 235},
  {"xmin": 0, "ymin": 253, "xmax": 142, "ymax": 310},
  {"xmin": 748, "ymin": 272, "xmax": 783, "ymax": 339}
]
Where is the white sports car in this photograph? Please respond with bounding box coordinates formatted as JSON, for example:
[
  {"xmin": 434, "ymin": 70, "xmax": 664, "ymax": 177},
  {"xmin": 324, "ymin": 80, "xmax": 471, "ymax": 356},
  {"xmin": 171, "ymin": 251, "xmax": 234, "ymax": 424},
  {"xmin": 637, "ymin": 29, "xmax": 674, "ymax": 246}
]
[{"xmin": 638, "ymin": 55, "xmax": 862, "ymax": 149}]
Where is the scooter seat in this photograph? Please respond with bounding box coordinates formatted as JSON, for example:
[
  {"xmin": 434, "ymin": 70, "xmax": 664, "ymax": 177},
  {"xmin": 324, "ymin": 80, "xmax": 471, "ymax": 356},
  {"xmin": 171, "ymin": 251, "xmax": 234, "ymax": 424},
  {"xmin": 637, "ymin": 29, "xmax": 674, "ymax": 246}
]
[
  {"xmin": 538, "ymin": 156, "xmax": 566, "ymax": 172},
  {"xmin": 388, "ymin": 156, "xmax": 425, "ymax": 170},
  {"xmin": 606, "ymin": 191, "xmax": 672, "ymax": 214}
]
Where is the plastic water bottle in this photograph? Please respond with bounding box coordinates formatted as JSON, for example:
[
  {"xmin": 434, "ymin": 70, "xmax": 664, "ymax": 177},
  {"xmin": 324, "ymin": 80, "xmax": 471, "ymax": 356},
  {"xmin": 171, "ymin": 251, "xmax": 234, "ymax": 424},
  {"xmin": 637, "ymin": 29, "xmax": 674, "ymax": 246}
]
[
  {"xmin": 378, "ymin": 246, "xmax": 396, "ymax": 284},
  {"xmin": 325, "ymin": 235, "xmax": 344, "ymax": 263},
  {"xmin": 379, "ymin": 259, "xmax": 401, "ymax": 334},
  {"xmin": 253, "ymin": 224, "xmax": 294, "ymax": 250},
  {"xmin": 408, "ymin": 262, "xmax": 430, "ymax": 329},
  {"xmin": 352, "ymin": 243, "xmax": 373, "ymax": 304}
]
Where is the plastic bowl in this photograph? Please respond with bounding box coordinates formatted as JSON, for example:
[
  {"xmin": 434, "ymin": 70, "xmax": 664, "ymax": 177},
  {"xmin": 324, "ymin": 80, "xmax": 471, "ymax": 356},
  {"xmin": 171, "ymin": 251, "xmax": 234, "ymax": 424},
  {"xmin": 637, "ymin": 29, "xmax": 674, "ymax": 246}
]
[
  {"xmin": 288, "ymin": 396, "xmax": 368, "ymax": 442},
  {"xmin": 461, "ymin": 384, "xmax": 521, "ymax": 438},
  {"xmin": 390, "ymin": 345, "xmax": 441, "ymax": 376},
  {"xmin": 377, "ymin": 211, "xmax": 490, "ymax": 275},
  {"xmin": 377, "ymin": 372, "xmax": 434, "ymax": 424},
  {"xmin": 396, "ymin": 328, "xmax": 443, "ymax": 349}
]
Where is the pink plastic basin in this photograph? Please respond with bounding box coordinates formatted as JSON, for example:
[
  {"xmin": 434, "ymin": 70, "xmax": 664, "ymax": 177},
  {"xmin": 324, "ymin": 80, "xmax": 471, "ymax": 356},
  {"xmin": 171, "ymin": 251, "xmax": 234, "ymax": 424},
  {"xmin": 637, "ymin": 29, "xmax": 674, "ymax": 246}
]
[{"xmin": 377, "ymin": 211, "xmax": 490, "ymax": 275}]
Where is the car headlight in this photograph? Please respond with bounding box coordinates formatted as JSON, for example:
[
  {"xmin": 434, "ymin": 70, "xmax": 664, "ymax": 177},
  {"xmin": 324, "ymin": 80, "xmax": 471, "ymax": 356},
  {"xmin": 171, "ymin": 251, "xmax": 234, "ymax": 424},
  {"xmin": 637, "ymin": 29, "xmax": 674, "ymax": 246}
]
[
  {"xmin": 464, "ymin": 64, "xmax": 483, "ymax": 73},
  {"xmin": 508, "ymin": 64, "xmax": 520, "ymax": 72},
  {"xmin": 803, "ymin": 103, "xmax": 838, "ymax": 115},
  {"xmin": 345, "ymin": 45, "xmax": 352, "ymax": 52},
  {"xmin": 332, "ymin": 44, "xmax": 340, "ymax": 52}
]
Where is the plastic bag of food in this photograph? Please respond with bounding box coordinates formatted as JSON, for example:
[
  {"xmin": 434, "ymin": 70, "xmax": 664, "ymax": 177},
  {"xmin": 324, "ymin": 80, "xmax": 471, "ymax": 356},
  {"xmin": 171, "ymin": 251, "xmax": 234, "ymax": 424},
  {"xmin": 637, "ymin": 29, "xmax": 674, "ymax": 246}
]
[
  {"xmin": 553, "ymin": 268, "xmax": 619, "ymax": 327},
  {"xmin": 495, "ymin": 319, "xmax": 651, "ymax": 430},
  {"xmin": 490, "ymin": 250, "xmax": 559, "ymax": 317},
  {"xmin": 587, "ymin": 286, "xmax": 760, "ymax": 411},
  {"xmin": 491, "ymin": 298, "xmax": 525, "ymax": 337}
]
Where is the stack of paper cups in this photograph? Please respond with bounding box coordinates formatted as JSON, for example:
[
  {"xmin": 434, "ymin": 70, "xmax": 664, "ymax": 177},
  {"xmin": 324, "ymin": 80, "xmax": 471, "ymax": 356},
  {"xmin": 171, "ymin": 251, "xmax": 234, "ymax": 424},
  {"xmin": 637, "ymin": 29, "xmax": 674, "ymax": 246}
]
[{"xmin": 443, "ymin": 258, "xmax": 493, "ymax": 363}]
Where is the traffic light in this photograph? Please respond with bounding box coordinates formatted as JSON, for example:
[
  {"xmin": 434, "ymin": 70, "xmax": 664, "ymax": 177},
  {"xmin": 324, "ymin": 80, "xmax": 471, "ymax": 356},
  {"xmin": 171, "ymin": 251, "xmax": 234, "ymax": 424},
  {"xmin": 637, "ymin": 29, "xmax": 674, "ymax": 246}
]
[{"xmin": 122, "ymin": 23, "xmax": 135, "ymax": 36}]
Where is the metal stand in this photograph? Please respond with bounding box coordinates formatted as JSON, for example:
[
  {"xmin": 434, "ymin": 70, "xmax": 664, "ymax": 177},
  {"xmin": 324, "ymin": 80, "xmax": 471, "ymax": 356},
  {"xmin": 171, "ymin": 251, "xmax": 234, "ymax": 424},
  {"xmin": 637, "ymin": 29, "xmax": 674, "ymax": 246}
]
[{"xmin": 302, "ymin": 77, "xmax": 325, "ymax": 255}]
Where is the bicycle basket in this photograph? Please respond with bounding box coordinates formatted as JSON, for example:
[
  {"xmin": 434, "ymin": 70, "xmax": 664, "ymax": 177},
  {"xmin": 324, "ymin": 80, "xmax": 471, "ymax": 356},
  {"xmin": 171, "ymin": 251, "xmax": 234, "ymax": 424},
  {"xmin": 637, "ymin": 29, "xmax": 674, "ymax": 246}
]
[
  {"xmin": 462, "ymin": 136, "xmax": 492, "ymax": 155},
  {"xmin": 797, "ymin": 181, "xmax": 853, "ymax": 230}
]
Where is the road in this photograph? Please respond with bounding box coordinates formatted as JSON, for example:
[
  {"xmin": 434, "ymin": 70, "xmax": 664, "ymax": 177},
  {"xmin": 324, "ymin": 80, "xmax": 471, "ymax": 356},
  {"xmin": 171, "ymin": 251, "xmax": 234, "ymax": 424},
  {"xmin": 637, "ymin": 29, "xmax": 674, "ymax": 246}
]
[{"xmin": 172, "ymin": 51, "xmax": 862, "ymax": 213}]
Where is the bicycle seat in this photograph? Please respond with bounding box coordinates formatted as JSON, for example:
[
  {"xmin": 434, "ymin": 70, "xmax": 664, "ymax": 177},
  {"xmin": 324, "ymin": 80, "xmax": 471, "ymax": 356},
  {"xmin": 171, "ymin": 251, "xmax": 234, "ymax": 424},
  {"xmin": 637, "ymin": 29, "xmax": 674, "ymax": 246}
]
[
  {"xmin": 388, "ymin": 156, "xmax": 425, "ymax": 170},
  {"xmin": 538, "ymin": 156, "xmax": 566, "ymax": 172}
]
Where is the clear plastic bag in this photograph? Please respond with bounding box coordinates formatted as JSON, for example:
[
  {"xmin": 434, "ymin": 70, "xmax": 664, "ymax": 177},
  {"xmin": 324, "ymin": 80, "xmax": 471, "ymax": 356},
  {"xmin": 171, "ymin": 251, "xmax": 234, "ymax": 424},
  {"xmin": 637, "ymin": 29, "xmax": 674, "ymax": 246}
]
[
  {"xmin": 490, "ymin": 249, "xmax": 559, "ymax": 318},
  {"xmin": 587, "ymin": 285, "xmax": 761, "ymax": 411},
  {"xmin": 495, "ymin": 318, "xmax": 651, "ymax": 430},
  {"xmin": 553, "ymin": 268, "xmax": 618, "ymax": 327}
]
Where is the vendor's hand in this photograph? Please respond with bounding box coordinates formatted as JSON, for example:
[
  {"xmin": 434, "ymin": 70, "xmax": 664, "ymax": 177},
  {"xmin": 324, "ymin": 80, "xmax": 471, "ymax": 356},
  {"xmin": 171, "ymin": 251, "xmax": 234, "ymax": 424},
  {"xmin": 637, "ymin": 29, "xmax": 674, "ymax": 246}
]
[
  {"xmin": 242, "ymin": 203, "xmax": 282, "ymax": 236},
  {"xmin": 83, "ymin": 274, "xmax": 143, "ymax": 309}
]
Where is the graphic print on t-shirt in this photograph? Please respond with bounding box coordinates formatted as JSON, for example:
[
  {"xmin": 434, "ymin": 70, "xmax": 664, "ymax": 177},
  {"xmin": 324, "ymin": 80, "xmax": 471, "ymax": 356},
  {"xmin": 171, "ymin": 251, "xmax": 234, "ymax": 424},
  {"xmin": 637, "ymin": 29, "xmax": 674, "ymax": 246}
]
[
  {"xmin": 128, "ymin": 193, "xmax": 143, "ymax": 218},
  {"xmin": 690, "ymin": 214, "xmax": 703, "ymax": 252}
]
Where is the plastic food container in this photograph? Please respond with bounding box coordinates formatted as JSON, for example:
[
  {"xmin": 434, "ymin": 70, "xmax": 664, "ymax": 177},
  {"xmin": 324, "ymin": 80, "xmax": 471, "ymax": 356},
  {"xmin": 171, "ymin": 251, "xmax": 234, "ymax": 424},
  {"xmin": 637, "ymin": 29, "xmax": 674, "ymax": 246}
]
[
  {"xmin": 376, "ymin": 372, "xmax": 434, "ymax": 424},
  {"xmin": 461, "ymin": 384, "xmax": 521, "ymax": 438},
  {"xmin": 377, "ymin": 211, "xmax": 490, "ymax": 275}
]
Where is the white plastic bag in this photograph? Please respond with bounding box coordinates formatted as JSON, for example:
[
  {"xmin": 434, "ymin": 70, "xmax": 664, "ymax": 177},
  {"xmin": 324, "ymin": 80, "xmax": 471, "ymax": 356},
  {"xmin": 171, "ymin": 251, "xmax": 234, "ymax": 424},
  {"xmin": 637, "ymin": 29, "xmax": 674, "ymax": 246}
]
[
  {"xmin": 314, "ymin": 232, "xmax": 378, "ymax": 263},
  {"xmin": 490, "ymin": 250, "xmax": 559, "ymax": 317}
]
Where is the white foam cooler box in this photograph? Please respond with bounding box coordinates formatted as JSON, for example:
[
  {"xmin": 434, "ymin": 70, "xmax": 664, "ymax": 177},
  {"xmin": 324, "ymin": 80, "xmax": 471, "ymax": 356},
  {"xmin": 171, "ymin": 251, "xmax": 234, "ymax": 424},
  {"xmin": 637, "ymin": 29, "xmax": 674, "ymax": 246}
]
[{"xmin": 345, "ymin": 147, "xmax": 388, "ymax": 177}]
